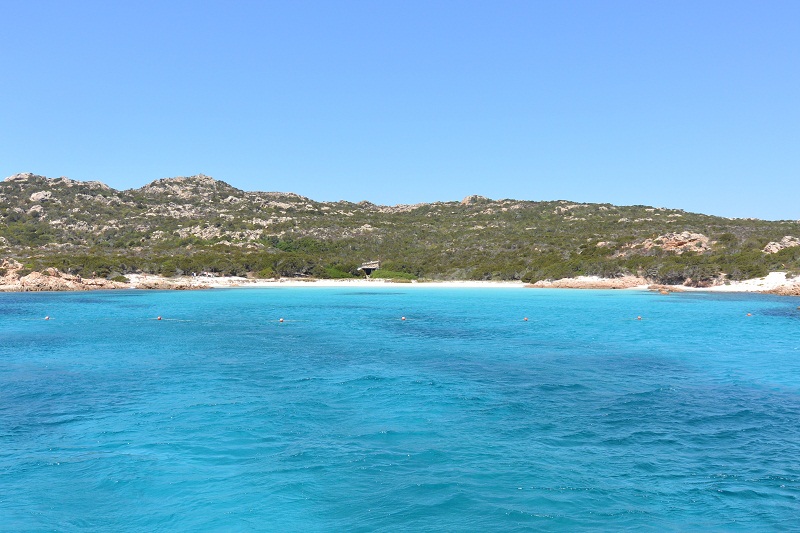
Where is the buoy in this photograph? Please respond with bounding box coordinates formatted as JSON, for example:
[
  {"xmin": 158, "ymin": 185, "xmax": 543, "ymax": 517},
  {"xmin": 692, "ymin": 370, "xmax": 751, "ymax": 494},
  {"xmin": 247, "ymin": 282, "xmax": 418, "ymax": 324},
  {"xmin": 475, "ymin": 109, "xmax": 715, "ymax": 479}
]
[
  {"xmin": 157, "ymin": 316, "xmax": 162, "ymax": 321},
  {"xmin": 279, "ymin": 318, "xmax": 284, "ymax": 323},
  {"xmin": 747, "ymin": 313, "xmax": 752, "ymax": 317}
]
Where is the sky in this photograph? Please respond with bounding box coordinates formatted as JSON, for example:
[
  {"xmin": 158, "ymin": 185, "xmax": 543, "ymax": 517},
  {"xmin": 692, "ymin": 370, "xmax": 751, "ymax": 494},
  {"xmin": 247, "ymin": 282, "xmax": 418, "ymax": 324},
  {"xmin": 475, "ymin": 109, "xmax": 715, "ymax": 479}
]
[{"xmin": 1, "ymin": 1, "xmax": 798, "ymax": 220}]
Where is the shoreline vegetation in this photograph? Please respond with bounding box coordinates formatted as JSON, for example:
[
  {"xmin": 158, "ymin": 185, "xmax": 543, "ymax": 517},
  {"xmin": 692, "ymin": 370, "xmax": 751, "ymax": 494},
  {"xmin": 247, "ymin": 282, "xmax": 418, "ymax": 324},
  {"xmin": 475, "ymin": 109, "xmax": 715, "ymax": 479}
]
[{"xmin": 1, "ymin": 260, "xmax": 799, "ymax": 296}]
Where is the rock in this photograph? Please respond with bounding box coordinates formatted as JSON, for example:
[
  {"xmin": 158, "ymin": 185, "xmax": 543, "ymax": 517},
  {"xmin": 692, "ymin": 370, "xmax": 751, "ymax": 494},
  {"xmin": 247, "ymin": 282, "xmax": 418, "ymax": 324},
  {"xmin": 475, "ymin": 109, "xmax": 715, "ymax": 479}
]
[
  {"xmin": 30, "ymin": 190, "xmax": 52, "ymax": 202},
  {"xmin": 0, "ymin": 262, "xmax": 130, "ymax": 292},
  {"xmin": 3, "ymin": 173, "xmax": 35, "ymax": 183},
  {"xmin": 0, "ymin": 259, "xmax": 24, "ymax": 286},
  {"xmin": 648, "ymin": 284, "xmax": 685, "ymax": 293},
  {"xmin": 18, "ymin": 272, "xmax": 82, "ymax": 291},
  {"xmin": 174, "ymin": 225, "xmax": 223, "ymax": 240},
  {"xmin": 630, "ymin": 231, "xmax": 710, "ymax": 255},
  {"xmin": 461, "ymin": 195, "xmax": 489, "ymax": 206},
  {"xmin": 135, "ymin": 280, "xmax": 209, "ymax": 290},
  {"xmin": 763, "ymin": 281, "xmax": 800, "ymax": 296},
  {"xmin": 765, "ymin": 286, "xmax": 800, "ymax": 296},
  {"xmin": 763, "ymin": 236, "xmax": 800, "ymax": 254}
]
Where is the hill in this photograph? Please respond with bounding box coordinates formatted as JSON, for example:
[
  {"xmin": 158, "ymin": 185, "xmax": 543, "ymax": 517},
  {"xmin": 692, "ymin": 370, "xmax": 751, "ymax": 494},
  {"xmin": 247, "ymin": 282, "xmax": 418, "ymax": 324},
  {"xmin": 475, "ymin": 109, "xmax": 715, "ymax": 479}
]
[{"xmin": 2, "ymin": 172, "xmax": 799, "ymax": 285}]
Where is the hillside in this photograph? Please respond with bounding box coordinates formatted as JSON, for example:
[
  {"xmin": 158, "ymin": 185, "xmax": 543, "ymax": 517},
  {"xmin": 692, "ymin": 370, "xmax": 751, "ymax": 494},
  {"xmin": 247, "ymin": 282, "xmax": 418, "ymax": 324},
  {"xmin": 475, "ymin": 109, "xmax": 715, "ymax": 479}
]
[{"xmin": 2, "ymin": 172, "xmax": 799, "ymax": 285}]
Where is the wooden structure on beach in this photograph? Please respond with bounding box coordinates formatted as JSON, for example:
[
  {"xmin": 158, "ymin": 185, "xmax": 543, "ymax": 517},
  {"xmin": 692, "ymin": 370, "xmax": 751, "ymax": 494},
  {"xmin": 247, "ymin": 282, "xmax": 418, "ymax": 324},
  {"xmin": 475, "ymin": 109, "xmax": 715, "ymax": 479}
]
[{"xmin": 358, "ymin": 260, "xmax": 381, "ymax": 278}]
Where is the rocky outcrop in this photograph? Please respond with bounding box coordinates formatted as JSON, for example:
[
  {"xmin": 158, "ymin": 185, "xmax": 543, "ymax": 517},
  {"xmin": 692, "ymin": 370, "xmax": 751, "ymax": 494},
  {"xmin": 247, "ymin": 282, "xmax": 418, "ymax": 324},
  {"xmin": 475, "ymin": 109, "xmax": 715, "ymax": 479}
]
[
  {"xmin": 134, "ymin": 279, "xmax": 209, "ymax": 290},
  {"xmin": 3, "ymin": 172, "xmax": 36, "ymax": 183},
  {"xmin": 5, "ymin": 172, "xmax": 110, "ymax": 190},
  {"xmin": 0, "ymin": 260, "xmax": 215, "ymax": 292},
  {"xmin": 461, "ymin": 195, "xmax": 490, "ymax": 206},
  {"xmin": 764, "ymin": 282, "xmax": 800, "ymax": 296},
  {"xmin": 17, "ymin": 271, "xmax": 81, "ymax": 291},
  {"xmin": 1, "ymin": 260, "xmax": 127, "ymax": 291},
  {"xmin": 137, "ymin": 174, "xmax": 242, "ymax": 200},
  {"xmin": 14, "ymin": 269, "xmax": 128, "ymax": 292},
  {"xmin": 29, "ymin": 190, "xmax": 52, "ymax": 202},
  {"xmin": 638, "ymin": 232, "xmax": 711, "ymax": 254},
  {"xmin": 763, "ymin": 236, "xmax": 800, "ymax": 254},
  {"xmin": 0, "ymin": 258, "xmax": 25, "ymax": 287},
  {"xmin": 648, "ymin": 284, "xmax": 685, "ymax": 293}
]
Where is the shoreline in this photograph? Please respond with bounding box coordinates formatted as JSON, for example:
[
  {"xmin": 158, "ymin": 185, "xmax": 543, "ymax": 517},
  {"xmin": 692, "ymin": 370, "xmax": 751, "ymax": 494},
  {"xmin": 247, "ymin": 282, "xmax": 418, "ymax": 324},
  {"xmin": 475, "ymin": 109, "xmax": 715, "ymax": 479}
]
[
  {"xmin": 2, "ymin": 266, "xmax": 799, "ymax": 295},
  {"xmin": 524, "ymin": 272, "xmax": 800, "ymax": 295},
  {"xmin": 127, "ymin": 274, "xmax": 527, "ymax": 290}
]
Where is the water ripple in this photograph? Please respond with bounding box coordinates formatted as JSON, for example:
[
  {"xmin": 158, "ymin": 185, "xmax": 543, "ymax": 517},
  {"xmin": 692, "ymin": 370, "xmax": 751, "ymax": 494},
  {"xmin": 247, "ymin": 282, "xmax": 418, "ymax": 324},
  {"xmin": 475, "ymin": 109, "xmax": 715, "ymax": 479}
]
[{"xmin": 2, "ymin": 289, "xmax": 800, "ymax": 530}]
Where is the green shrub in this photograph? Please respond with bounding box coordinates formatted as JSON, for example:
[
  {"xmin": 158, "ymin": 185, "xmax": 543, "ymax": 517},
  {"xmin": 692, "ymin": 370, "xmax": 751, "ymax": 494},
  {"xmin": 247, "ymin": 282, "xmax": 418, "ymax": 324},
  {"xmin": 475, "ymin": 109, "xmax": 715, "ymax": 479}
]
[
  {"xmin": 371, "ymin": 269, "xmax": 417, "ymax": 280},
  {"xmin": 257, "ymin": 267, "xmax": 276, "ymax": 279},
  {"xmin": 323, "ymin": 267, "xmax": 354, "ymax": 279}
]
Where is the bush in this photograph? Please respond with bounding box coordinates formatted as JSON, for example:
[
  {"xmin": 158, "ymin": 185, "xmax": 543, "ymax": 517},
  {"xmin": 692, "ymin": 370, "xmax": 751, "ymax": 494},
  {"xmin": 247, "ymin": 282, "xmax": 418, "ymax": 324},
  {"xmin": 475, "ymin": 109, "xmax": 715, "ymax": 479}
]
[
  {"xmin": 257, "ymin": 267, "xmax": 276, "ymax": 279},
  {"xmin": 323, "ymin": 267, "xmax": 354, "ymax": 279},
  {"xmin": 160, "ymin": 261, "xmax": 178, "ymax": 277},
  {"xmin": 371, "ymin": 269, "xmax": 417, "ymax": 280},
  {"xmin": 274, "ymin": 253, "xmax": 317, "ymax": 277}
]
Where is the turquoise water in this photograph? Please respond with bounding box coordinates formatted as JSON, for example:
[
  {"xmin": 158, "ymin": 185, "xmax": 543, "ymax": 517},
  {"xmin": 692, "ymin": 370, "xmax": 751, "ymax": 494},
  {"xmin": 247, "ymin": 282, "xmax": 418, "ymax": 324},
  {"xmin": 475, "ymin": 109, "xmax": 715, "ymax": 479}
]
[{"xmin": 1, "ymin": 287, "xmax": 799, "ymax": 531}]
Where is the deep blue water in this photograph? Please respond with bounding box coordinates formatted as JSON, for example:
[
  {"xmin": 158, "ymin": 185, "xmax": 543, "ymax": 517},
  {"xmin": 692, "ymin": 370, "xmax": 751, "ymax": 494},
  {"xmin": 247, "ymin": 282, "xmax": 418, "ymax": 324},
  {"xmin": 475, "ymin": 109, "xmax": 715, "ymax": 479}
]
[{"xmin": 1, "ymin": 287, "xmax": 799, "ymax": 531}]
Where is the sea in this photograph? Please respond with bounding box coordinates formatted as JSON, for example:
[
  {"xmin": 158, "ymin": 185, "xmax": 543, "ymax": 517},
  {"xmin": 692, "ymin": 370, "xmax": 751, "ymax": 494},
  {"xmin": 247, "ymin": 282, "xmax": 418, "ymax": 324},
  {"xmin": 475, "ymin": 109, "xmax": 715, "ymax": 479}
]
[{"xmin": 1, "ymin": 287, "xmax": 799, "ymax": 531}]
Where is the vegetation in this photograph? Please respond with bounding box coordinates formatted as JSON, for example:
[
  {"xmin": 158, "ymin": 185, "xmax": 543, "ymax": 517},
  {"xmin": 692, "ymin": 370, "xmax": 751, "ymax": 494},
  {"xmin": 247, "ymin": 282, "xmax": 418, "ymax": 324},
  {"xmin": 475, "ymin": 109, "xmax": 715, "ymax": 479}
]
[
  {"xmin": 2, "ymin": 173, "xmax": 799, "ymax": 284},
  {"xmin": 370, "ymin": 269, "xmax": 417, "ymax": 281}
]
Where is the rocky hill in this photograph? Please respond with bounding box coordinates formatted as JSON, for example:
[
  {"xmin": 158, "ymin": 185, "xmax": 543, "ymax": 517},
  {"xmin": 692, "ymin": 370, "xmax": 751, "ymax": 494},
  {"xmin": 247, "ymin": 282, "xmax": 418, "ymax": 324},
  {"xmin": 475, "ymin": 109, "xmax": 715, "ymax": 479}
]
[{"xmin": 1, "ymin": 172, "xmax": 799, "ymax": 284}]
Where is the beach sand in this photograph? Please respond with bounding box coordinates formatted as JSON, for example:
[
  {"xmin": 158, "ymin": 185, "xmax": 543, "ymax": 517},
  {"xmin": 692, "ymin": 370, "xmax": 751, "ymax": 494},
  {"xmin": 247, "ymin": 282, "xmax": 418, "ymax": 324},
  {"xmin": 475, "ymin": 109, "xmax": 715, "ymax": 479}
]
[
  {"xmin": 122, "ymin": 272, "xmax": 800, "ymax": 295},
  {"xmin": 125, "ymin": 274, "xmax": 525, "ymax": 290},
  {"xmin": 3, "ymin": 257, "xmax": 798, "ymax": 294}
]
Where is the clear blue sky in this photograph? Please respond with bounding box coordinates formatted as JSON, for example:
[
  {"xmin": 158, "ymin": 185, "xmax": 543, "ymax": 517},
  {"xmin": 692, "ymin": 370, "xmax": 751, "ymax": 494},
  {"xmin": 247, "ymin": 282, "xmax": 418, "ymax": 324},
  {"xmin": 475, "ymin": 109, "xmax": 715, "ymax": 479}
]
[{"xmin": 2, "ymin": 1, "xmax": 798, "ymax": 220}]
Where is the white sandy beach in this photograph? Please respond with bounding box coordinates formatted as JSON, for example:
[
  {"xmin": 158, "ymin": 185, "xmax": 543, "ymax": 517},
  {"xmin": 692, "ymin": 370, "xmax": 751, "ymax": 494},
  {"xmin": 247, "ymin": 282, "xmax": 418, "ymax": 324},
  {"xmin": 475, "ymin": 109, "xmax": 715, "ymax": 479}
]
[
  {"xmin": 668, "ymin": 272, "xmax": 794, "ymax": 293},
  {"xmin": 125, "ymin": 274, "xmax": 526, "ymax": 290},
  {"xmin": 527, "ymin": 273, "xmax": 800, "ymax": 294},
  {"xmin": 122, "ymin": 272, "xmax": 800, "ymax": 295}
]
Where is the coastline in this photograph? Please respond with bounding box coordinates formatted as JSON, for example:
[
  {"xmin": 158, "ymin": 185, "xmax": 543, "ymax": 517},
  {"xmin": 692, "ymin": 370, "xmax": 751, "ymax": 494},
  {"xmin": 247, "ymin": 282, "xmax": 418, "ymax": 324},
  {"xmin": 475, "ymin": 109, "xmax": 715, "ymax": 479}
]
[
  {"xmin": 127, "ymin": 274, "xmax": 526, "ymax": 290},
  {"xmin": 525, "ymin": 272, "xmax": 800, "ymax": 295},
  {"xmin": 2, "ymin": 262, "xmax": 799, "ymax": 295}
]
